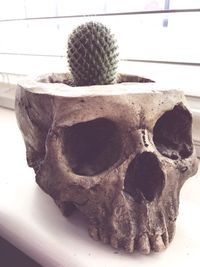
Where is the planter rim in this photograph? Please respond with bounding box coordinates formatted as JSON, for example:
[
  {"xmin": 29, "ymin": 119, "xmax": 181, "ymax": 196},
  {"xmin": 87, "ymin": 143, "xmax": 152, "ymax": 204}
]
[{"xmin": 17, "ymin": 73, "xmax": 183, "ymax": 98}]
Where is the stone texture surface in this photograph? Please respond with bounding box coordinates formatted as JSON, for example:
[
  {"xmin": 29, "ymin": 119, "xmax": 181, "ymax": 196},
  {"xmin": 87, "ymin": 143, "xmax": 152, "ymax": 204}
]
[{"xmin": 15, "ymin": 74, "xmax": 198, "ymax": 254}]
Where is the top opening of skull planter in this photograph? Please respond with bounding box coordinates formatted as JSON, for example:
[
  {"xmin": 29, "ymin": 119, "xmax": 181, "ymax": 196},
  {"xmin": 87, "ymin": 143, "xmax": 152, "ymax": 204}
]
[{"xmin": 15, "ymin": 20, "xmax": 199, "ymax": 255}]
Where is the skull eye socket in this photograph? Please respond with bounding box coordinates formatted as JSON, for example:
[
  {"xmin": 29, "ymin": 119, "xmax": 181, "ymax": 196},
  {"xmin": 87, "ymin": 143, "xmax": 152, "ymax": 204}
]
[
  {"xmin": 62, "ymin": 118, "xmax": 122, "ymax": 176},
  {"xmin": 153, "ymin": 103, "xmax": 193, "ymax": 160}
]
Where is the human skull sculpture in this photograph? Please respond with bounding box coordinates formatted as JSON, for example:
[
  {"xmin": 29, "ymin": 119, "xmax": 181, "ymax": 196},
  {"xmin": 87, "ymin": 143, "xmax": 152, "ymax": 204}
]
[{"xmin": 15, "ymin": 74, "xmax": 198, "ymax": 254}]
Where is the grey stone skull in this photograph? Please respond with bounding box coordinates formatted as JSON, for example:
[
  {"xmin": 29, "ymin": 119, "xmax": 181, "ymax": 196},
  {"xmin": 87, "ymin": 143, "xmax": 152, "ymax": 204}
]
[{"xmin": 15, "ymin": 75, "xmax": 198, "ymax": 254}]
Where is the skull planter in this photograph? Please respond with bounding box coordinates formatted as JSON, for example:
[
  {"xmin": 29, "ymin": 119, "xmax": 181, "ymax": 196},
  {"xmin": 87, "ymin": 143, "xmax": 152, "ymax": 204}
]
[{"xmin": 15, "ymin": 73, "xmax": 198, "ymax": 255}]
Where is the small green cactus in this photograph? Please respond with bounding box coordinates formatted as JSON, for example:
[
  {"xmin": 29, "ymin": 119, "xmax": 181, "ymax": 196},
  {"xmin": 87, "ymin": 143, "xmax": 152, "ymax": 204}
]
[{"xmin": 67, "ymin": 21, "xmax": 119, "ymax": 86}]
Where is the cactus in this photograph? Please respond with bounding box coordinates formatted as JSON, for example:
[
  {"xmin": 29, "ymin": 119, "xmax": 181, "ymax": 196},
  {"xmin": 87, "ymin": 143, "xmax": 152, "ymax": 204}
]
[{"xmin": 67, "ymin": 21, "xmax": 119, "ymax": 86}]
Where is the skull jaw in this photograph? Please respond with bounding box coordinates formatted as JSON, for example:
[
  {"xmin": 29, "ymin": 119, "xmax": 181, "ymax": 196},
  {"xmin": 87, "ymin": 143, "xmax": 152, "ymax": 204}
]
[{"xmin": 71, "ymin": 189, "xmax": 178, "ymax": 255}]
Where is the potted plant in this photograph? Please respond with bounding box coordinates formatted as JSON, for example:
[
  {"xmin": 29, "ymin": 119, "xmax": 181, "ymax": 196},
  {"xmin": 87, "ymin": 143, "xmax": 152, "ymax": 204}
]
[{"xmin": 15, "ymin": 21, "xmax": 198, "ymax": 254}]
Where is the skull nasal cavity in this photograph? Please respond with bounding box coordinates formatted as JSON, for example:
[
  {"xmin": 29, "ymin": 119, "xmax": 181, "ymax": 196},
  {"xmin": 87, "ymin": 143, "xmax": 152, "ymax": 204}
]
[
  {"xmin": 62, "ymin": 118, "xmax": 122, "ymax": 176},
  {"xmin": 124, "ymin": 152, "xmax": 165, "ymax": 203}
]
